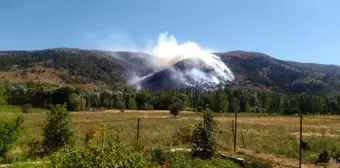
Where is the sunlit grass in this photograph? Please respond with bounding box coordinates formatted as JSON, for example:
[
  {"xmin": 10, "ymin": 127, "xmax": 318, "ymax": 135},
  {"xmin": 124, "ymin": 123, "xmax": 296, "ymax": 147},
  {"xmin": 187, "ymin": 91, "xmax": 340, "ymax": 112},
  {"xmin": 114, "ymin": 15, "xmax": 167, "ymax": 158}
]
[
  {"xmin": 2, "ymin": 110, "xmax": 340, "ymax": 164},
  {"xmin": 0, "ymin": 105, "xmax": 49, "ymax": 113}
]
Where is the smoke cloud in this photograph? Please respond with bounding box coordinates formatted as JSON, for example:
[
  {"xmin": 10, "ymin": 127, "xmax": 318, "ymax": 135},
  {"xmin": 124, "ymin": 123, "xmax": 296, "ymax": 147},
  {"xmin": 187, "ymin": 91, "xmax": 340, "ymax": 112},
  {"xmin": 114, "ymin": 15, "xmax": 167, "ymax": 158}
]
[
  {"xmin": 132, "ymin": 32, "xmax": 235, "ymax": 89},
  {"xmin": 96, "ymin": 31, "xmax": 235, "ymax": 89}
]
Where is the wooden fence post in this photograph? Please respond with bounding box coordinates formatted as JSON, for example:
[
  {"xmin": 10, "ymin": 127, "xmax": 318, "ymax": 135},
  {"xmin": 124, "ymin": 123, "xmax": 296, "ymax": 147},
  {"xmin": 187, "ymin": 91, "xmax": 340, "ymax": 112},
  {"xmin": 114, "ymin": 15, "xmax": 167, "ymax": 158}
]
[
  {"xmin": 234, "ymin": 110, "xmax": 238, "ymax": 152},
  {"xmin": 241, "ymin": 131, "xmax": 246, "ymax": 149},
  {"xmin": 136, "ymin": 118, "xmax": 140, "ymax": 148},
  {"xmin": 232, "ymin": 120, "xmax": 234, "ymax": 134}
]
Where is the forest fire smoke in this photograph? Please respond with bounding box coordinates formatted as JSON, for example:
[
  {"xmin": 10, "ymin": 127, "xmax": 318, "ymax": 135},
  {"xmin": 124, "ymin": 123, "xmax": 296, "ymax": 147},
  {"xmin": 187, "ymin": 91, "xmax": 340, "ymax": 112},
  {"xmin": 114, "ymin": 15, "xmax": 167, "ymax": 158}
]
[{"xmin": 132, "ymin": 32, "xmax": 235, "ymax": 89}]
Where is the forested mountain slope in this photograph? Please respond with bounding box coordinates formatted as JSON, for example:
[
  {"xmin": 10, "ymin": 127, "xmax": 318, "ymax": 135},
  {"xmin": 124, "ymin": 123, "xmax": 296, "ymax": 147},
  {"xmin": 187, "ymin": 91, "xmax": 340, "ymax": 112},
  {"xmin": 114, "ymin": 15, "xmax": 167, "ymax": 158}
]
[
  {"xmin": 0, "ymin": 48, "xmax": 339, "ymax": 94},
  {"xmin": 217, "ymin": 51, "xmax": 340, "ymax": 94}
]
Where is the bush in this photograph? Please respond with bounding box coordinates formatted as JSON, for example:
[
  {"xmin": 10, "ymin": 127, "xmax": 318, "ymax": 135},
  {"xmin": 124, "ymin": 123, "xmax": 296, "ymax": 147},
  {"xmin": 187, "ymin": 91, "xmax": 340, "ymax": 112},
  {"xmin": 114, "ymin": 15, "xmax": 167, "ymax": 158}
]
[
  {"xmin": 170, "ymin": 101, "xmax": 183, "ymax": 117},
  {"xmin": 116, "ymin": 101, "xmax": 125, "ymax": 110},
  {"xmin": 290, "ymin": 108, "xmax": 300, "ymax": 115},
  {"xmin": 150, "ymin": 151, "xmax": 239, "ymax": 168},
  {"xmin": 52, "ymin": 143, "xmax": 149, "ymax": 168},
  {"xmin": 173, "ymin": 123, "xmax": 195, "ymax": 145},
  {"xmin": 42, "ymin": 104, "xmax": 74, "ymax": 155},
  {"xmin": 21, "ymin": 104, "xmax": 32, "ymax": 113},
  {"xmin": 191, "ymin": 111, "xmax": 217, "ymax": 159},
  {"xmin": 143, "ymin": 103, "xmax": 154, "ymax": 110},
  {"xmin": 331, "ymin": 147, "xmax": 340, "ymax": 164},
  {"xmin": 84, "ymin": 123, "xmax": 107, "ymax": 148},
  {"xmin": 23, "ymin": 135, "xmax": 44, "ymax": 159},
  {"xmin": 0, "ymin": 116, "xmax": 24, "ymax": 157},
  {"xmin": 244, "ymin": 159, "xmax": 272, "ymax": 168},
  {"xmin": 250, "ymin": 106, "xmax": 266, "ymax": 113},
  {"xmin": 52, "ymin": 124, "xmax": 149, "ymax": 168},
  {"xmin": 150, "ymin": 148, "xmax": 166, "ymax": 165},
  {"xmin": 281, "ymin": 108, "xmax": 293, "ymax": 115},
  {"xmin": 128, "ymin": 98, "xmax": 137, "ymax": 110},
  {"xmin": 68, "ymin": 93, "xmax": 81, "ymax": 111}
]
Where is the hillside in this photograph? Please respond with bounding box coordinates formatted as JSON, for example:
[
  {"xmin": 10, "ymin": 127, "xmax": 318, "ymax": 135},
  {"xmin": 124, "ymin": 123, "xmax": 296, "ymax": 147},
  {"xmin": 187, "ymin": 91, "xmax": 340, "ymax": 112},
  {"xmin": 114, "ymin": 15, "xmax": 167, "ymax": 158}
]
[
  {"xmin": 0, "ymin": 48, "xmax": 149, "ymax": 87},
  {"xmin": 217, "ymin": 51, "xmax": 340, "ymax": 94},
  {"xmin": 0, "ymin": 48, "xmax": 339, "ymax": 94}
]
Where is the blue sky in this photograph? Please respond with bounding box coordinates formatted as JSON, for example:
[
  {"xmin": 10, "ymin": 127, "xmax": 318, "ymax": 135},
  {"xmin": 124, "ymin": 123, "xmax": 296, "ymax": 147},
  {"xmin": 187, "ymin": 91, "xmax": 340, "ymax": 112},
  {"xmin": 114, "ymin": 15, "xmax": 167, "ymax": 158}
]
[{"xmin": 0, "ymin": 0, "xmax": 339, "ymax": 65}]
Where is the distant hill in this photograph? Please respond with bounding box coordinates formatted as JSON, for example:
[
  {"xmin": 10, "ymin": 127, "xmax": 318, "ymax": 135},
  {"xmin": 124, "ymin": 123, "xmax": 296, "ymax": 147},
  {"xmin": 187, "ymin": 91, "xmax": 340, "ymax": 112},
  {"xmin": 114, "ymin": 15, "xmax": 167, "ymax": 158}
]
[
  {"xmin": 217, "ymin": 51, "xmax": 340, "ymax": 94},
  {"xmin": 0, "ymin": 48, "xmax": 339, "ymax": 94},
  {"xmin": 0, "ymin": 48, "xmax": 151, "ymax": 87}
]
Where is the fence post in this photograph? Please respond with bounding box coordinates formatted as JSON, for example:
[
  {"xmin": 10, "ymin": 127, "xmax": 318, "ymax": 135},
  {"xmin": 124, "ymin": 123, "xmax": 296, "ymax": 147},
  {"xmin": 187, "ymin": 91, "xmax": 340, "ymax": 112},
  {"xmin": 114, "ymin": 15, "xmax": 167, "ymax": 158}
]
[
  {"xmin": 232, "ymin": 120, "xmax": 234, "ymax": 134},
  {"xmin": 136, "ymin": 118, "xmax": 140, "ymax": 147},
  {"xmin": 299, "ymin": 113, "xmax": 302, "ymax": 168},
  {"xmin": 241, "ymin": 131, "xmax": 246, "ymax": 149}
]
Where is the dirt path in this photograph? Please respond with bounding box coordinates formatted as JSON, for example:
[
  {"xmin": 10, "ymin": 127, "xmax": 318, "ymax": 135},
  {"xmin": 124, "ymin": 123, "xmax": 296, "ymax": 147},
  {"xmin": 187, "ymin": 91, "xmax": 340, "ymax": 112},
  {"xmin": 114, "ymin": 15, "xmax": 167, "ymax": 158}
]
[{"xmin": 236, "ymin": 148, "xmax": 338, "ymax": 168}]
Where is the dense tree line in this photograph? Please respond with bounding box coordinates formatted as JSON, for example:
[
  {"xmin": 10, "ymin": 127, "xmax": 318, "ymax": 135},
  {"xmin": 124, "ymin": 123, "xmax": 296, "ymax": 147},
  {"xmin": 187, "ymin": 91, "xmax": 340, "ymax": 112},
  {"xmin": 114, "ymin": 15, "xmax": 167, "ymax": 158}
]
[{"xmin": 1, "ymin": 81, "xmax": 340, "ymax": 115}]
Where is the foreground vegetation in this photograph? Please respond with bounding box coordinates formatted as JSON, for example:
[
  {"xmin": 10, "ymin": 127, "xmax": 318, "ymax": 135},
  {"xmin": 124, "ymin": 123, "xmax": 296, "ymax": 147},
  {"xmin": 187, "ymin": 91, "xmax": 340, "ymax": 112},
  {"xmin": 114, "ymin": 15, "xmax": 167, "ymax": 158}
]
[
  {"xmin": 3, "ymin": 105, "xmax": 272, "ymax": 168},
  {"xmin": 1, "ymin": 108, "xmax": 340, "ymax": 167},
  {"xmin": 1, "ymin": 77, "xmax": 340, "ymax": 167}
]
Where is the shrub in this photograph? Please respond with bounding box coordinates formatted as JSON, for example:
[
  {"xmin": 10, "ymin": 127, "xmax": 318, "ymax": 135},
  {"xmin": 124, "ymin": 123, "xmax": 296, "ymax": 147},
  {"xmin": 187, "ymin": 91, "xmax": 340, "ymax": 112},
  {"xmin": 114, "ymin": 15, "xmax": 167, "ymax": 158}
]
[
  {"xmin": 83, "ymin": 123, "xmax": 107, "ymax": 148},
  {"xmin": 191, "ymin": 111, "xmax": 217, "ymax": 159},
  {"xmin": 169, "ymin": 101, "xmax": 183, "ymax": 117},
  {"xmin": 80, "ymin": 97, "xmax": 86, "ymax": 111},
  {"xmin": 173, "ymin": 123, "xmax": 195, "ymax": 145},
  {"xmin": 290, "ymin": 108, "xmax": 300, "ymax": 115},
  {"xmin": 250, "ymin": 106, "xmax": 266, "ymax": 113},
  {"xmin": 331, "ymin": 147, "xmax": 340, "ymax": 164},
  {"xmin": 150, "ymin": 148, "xmax": 166, "ymax": 165},
  {"xmin": 151, "ymin": 151, "xmax": 239, "ymax": 168},
  {"xmin": 52, "ymin": 142, "xmax": 149, "ymax": 168},
  {"xmin": 42, "ymin": 104, "xmax": 74, "ymax": 155},
  {"xmin": 68, "ymin": 93, "xmax": 81, "ymax": 111},
  {"xmin": 143, "ymin": 103, "xmax": 154, "ymax": 110},
  {"xmin": 0, "ymin": 116, "xmax": 24, "ymax": 157},
  {"xmin": 116, "ymin": 101, "xmax": 125, "ymax": 110},
  {"xmin": 281, "ymin": 108, "xmax": 293, "ymax": 115},
  {"xmin": 21, "ymin": 104, "xmax": 32, "ymax": 113},
  {"xmin": 0, "ymin": 81, "xmax": 6, "ymax": 106},
  {"xmin": 23, "ymin": 135, "xmax": 44, "ymax": 159},
  {"xmin": 52, "ymin": 124, "xmax": 150, "ymax": 168},
  {"xmin": 128, "ymin": 98, "xmax": 137, "ymax": 110},
  {"xmin": 244, "ymin": 159, "xmax": 272, "ymax": 168}
]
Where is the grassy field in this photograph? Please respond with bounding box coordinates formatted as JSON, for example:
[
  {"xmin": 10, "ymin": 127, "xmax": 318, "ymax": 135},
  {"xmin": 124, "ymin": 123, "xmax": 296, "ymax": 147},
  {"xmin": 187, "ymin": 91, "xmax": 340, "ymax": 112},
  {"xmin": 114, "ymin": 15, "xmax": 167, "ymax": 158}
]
[
  {"xmin": 1, "ymin": 109, "xmax": 340, "ymax": 167},
  {"xmin": 0, "ymin": 105, "xmax": 49, "ymax": 113}
]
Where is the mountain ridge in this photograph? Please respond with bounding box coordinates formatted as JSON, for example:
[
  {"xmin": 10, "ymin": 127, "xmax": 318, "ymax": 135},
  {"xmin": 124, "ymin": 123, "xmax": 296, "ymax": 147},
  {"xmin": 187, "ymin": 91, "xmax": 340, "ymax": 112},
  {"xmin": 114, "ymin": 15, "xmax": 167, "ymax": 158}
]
[{"xmin": 0, "ymin": 48, "xmax": 339, "ymax": 94}]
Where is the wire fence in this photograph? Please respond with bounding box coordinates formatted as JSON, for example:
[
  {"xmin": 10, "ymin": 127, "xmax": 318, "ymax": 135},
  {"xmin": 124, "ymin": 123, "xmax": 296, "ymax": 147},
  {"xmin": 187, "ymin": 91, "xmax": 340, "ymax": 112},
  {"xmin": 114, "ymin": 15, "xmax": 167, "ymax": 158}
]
[{"xmin": 22, "ymin": 113, "xmax": 340, "ymax": 167}]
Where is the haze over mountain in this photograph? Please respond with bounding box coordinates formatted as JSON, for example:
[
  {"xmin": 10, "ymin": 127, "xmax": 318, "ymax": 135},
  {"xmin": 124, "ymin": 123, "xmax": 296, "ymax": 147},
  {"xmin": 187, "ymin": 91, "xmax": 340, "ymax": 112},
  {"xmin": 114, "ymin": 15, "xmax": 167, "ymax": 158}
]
[{"xmin": 0, "ymin": 48, "xmax": 339, "ymax": 95}]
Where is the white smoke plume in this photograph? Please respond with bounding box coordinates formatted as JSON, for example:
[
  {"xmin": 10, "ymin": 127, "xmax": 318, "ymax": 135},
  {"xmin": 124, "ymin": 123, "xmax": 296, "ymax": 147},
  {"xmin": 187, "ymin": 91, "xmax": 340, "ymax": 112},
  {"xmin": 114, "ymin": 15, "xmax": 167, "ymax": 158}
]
[
  {"xmin": 131, "ymin": 32, "xmax": 235, "ymax": 89},
  {"xmin": 96, "ymin": 31, "xmax": 235, "ymax": 89}
]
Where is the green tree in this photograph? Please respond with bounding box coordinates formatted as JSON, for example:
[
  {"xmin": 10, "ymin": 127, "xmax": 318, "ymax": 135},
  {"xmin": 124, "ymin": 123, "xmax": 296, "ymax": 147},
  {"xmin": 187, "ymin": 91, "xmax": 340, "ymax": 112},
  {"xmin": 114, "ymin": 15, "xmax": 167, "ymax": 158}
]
[
  {"xmin": 21, "ymin": 104, "xmax": 32, "ymax": 113},
  {"xmin": 42, "ymin": 104, "xmax": 74, "ymax": 155},
  {"xmin": 115, "ymin": 100, "xmax": 125, "ymax": 110},
  {"xmin": 0, "ymin": 116, "xmax": 24, "ymax": 157},
  {"xmin": 191, "ymin": 111, "xmax": 217, "ymax": 159},
  {"xmin": 210, "ymin": 90, "xmax": 228, "ymax": 113},
  {"xmin": 169, "ymin": 101, "xmax": 183, "ymax": 117},
  {"xmin": 68, "ymin": 93, "xmax": 81, "ymax": 111},
  {"xmin": 143, "ymin": 103, "xmax": 154, "ymax": 110},
  {"xmin": 0, "ymin": 81, "xmax": 7, "ymax": 107},
  {"xmin": 127, "ymin": 98, "xmax": 137, "ymax": 110},
  {"xmin": 52, "ymin": 87, "xmax": 74, "ymax": 108}
]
